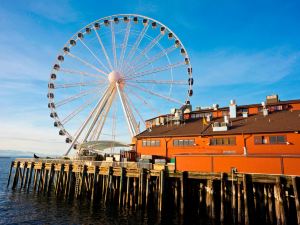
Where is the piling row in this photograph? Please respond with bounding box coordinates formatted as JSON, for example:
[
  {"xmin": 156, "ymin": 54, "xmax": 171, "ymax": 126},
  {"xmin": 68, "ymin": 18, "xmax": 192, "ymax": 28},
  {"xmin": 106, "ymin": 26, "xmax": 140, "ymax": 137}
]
[{"xmin": 7, "ymin": 160, "xmax": 300, "ymax": 225}]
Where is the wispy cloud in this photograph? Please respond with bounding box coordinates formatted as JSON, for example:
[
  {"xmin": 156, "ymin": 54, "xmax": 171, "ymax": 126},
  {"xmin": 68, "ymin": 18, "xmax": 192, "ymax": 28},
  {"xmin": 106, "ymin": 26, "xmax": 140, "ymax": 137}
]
[
  {"xmin": 193, "ymin": 48, "xmax": 300, "ymax": 87},
  {"xmin": 25, "ymin": 1, "xmax": 80, "ymax": 24},
  {"xmin": 0, "ymin": 120, "xmax": 66, "ymax": 154}
]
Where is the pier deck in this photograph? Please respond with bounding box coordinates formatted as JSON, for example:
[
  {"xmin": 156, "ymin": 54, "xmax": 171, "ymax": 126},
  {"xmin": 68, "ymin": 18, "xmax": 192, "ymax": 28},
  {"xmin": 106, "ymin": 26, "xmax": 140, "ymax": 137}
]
[{"xmin": 7, "ymin": 158, "xmax": 300, "ymax": 225}]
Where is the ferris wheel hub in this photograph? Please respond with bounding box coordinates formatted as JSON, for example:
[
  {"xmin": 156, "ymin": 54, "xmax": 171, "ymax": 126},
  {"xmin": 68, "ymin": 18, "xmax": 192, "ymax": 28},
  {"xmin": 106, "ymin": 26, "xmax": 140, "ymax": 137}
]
[{"xmin": 108, "ymin": 71, "xmax": 122, "ymax": 83}]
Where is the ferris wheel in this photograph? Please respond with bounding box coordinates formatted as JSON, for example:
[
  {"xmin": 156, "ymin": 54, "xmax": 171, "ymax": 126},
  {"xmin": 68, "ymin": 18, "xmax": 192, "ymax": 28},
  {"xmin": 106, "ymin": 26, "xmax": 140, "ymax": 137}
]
[{"xmin": 47, "ymin": 14, "xmax": 193, "ymax": 155}]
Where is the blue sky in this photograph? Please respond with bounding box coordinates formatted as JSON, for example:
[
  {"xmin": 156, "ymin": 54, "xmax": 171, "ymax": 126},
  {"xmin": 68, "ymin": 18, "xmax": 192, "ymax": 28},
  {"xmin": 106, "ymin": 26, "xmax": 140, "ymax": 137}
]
[{"xmin": 0, "ymin": 0, "xmax": 300, "ymax": 154}]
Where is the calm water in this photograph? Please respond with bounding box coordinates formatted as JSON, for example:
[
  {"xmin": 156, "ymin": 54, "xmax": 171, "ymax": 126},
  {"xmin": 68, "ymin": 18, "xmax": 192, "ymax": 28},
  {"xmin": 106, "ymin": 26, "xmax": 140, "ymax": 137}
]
[{"xmin": 0, "ymin": 157, "xmax": 207, "ymax": 225}]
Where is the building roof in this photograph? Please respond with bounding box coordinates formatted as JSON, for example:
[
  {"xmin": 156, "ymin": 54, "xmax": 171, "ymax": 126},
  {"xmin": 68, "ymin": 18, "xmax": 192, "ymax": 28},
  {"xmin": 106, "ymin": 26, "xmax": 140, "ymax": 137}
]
[
  {"xmin": 136, "ymin": 110, "xmax": 300, "ymax": 138},
  {"xmin": 145, "ymin": 99, "xmax": 300, "ymax": 121}
]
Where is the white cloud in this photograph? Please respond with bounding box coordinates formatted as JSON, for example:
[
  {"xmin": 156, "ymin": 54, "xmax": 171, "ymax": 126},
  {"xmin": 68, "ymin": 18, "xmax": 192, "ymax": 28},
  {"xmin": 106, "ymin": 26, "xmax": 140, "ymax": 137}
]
[{"xmin": 193, "ymin": 48, "xmax": 300, "ymax": 87}]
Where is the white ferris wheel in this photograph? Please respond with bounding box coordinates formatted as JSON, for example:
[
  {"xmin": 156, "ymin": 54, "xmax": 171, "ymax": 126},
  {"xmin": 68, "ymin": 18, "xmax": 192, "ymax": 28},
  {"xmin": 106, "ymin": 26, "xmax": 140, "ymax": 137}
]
[{"xmin": 47, "ymin": 14, "xmax": 193, "ymax": 155}]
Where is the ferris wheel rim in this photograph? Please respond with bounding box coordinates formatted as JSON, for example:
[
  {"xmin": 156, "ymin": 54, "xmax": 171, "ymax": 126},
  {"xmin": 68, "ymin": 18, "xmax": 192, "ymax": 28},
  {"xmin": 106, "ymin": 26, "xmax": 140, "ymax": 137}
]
[{"xmin": 47, "ymin": 14, "xmax": 194, "ymax": 155}]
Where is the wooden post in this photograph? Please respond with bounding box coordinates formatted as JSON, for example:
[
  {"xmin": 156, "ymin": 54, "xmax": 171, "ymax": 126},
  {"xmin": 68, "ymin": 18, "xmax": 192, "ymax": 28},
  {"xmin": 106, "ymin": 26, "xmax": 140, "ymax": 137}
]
[
  {"xmin": 232, "ymin": 176, "xmax": 236, "ymax": 225},
  {"xmin": 133, "ymin": 177, "xmax": 137, "ymax": 208},
  {"xmin": 33, "ymin": 169, "xmax": 38, "ymax": 191},
  {"xmin": 276, "ymin": 177, "xmax": 287, "ymax": 225},
  {"xmin": 243, "ymin": 174, "xmax": 249, "ymax": 225},
  {"xmin": 211, "ymin": 179, "xmax": 215, "ymax": 220},
  {"xmin": 47, "ymin": 163, "xmax": 55, "ymax": 194},
  {"xmin": 145, "ymin": 174, "xmax": 149, "ymax": 208},
  {"xmin": 126, "ymin": 176, "xmax": 130, "ymax": 206},
  {"xmin": 237, "ymin": 181, "xmax": 242, "ymax": 224},
  {"xmin": 23, "ymin": 163, "xmax": 30, "ymax": 190},
  {"xmin": 180, "ymin": 171, "xmax": 187, "ymax": 215},
  {"xmin": 18, "ymin": 163, "xmax": 24, "ymax": 189},
  {"xmin": 91, "ymin": 166, "xmax": 98, "ymax": 203},
  {"xmin": 274, "ymin": 182, "xmax": 281, "ymax": 225},
  {"xmin": 174, "ymin": 179, "xmax": 178, "ymax": 208},
  {"xmin": 159, "ymin": 170, "xmax": 164, "ymax": 212},
  {"xmin": 220, "ymin": 173, "xmax": 225, "ymax": 223},
  {"xmin": 292, "ymin": 177, "xmax": 300, "ymax": 225},
  {"xmin": 80, "ymin": 165, "xmax": 87, "ymax": 198},
  {"xmin": 119, "ymin": 168, "xmax": 125, "ymax": 206},
  {"xmin": 7, "ymin": 161, "xmax": 14, "ymax": 188},
  {"xmin": 12, "ymin": 161, "xmax": 20, "ymax": 189},
  {"xmin": 65, "ymin": 164, "xmax": 73, "ymax": 199},
  {"xmin": 267, "ymin": 185, "xmax": 274, "ymax": 224}
]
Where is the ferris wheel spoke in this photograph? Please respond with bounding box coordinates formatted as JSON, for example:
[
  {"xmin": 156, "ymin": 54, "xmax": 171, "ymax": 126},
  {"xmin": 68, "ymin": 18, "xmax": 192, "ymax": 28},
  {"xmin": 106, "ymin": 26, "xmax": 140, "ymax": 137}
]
[
  {"xmin": 118, "ymin": 20, "xmax": 131, "ymax": 70},
  {"xmin": 122, "ymin": 90, "xmax": 140, "ymax": 135},
  {"xmin": 78, "ymin": 38, "xmax": 110, "ymax": 73},
  {"xmin": 110, "ymin": 23, "xmax": 118, "ymax": 68},
  {"xmin": 116, "ymin": 83, "xmax": 139, "ymax": 137},
  {"xmin": 82, "ymin": 87, "xmax": 116, "ymax": 143},
  {"xmin": 126, "ymin": 79, "xmax": 187, "ymax": 85},
  {"xmin": 111, "ymin": 99, "xmax": 117, "ymax": 147},
  {"xmin": 125, "ymin": 61, "xmax": 185, "ymax": 80},
  {"xmin": 123, "ymin": 91, "xmax": 145, "ymax": 127},
  {"xmin": 54, "ymin": 81, "xmax": 106, "ymax": 89},
  {"xmin": 125, "ymin": 33, "xmax": 163, "ymax": 72},
  {"xmin": 95, "ymin": 97, "xmax": 113, "ymax": 141},
  {"xmin": 64, "ymin": 85, "xmax": 113, "ymax": 155},
  {"xmin": 124, "ymin": 88, "xmax": 161, "ymax": 115},
  {"xmin": 94, "ymin": 29, "xmax": 114, "ymax": 71},
  {"xmin": 126, "ymin": 83, "xmax": 184, "ymax": 105},
  {"xmin": 120, "ymin": 24, "xmax": 149, "ymax": 71},
  {"xmin": 90, "ymin": 91, "xmax": 116, "ymax": 142},
  {"xmin": 55, "ymin": 87, "xmax": 103, "ymax": 108},
  {"xmin": 124, "ymin": 45, "xmax": 176, "ymax": 75},
  {"xmin": 59, "ymin": 68, "xmax": 106, "ymax": 79},
  {"xmin": 61, "ymin": 94, "xmax": 100, "ymax": 125},
  {"xmin": 67, "ymin": 52, "xmax": 108, "ymax": 77}
]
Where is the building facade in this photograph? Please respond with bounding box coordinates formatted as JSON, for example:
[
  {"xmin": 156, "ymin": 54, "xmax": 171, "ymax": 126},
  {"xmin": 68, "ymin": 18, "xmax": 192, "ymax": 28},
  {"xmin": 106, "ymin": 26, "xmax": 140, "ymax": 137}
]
[{"xmin": 135, "ymin": 95, "xmax": 300, "ymax": 175}]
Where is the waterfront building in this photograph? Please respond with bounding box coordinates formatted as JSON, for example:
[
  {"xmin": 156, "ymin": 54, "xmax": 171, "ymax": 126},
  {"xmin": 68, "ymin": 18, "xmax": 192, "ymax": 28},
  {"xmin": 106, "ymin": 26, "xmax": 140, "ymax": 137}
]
[{"xmin": 135, "ymin": 95, "xmax": 300, "ymax": 175}]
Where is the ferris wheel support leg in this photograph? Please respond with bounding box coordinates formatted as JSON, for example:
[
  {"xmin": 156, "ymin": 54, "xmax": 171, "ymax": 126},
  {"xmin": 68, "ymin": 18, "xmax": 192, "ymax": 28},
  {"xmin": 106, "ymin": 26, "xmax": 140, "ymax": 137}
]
[
  {"xmin": 95, "ymin": 94, "xmax": 116, "ymax": 141},
  {"xmin": 116, "ymin": 83, "xmax": 136, "ymax": 138},
  {"xmin": 82, "ymin": 86, "xmax": 116, "ymax": 143},
  {"xmin": 64, "ymin": 86, "xmax": 112, "ymax": 156},
  {"xmin": 122, "ymin": 92, "xmax": 140, "ymax": 134}
]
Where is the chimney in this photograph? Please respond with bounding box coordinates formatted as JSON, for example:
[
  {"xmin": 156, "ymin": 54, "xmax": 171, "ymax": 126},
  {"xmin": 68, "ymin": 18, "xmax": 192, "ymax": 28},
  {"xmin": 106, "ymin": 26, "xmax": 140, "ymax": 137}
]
[
  {"xmin": 261, "ymin": 101, "xmax": 268, "ymax": 116},
  {"xmin": 224, "ymin": 115, "xmax": 229, "ymax": 123},
  {"xmin": 206, "ymin": 114, "xmax": 211, "ymax": 122},
  {"xmin": 229, "ymin": 99, "xmax": 237, "ymax": 118}
]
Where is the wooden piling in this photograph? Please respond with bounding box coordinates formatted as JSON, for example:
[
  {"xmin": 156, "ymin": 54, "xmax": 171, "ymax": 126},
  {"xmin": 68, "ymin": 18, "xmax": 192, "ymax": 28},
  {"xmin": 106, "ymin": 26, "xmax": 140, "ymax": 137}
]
[
  {"xmin": 237, "ymin": 181, "xmax": 242, "ymax": 224},
  {"xmin": 180, "ymin": 171, "xmax": 187, "ymax": 215},
  {"xmin": 220, "ymin": 173, "xmax": 225, "ymax": 223},
  {"xmin": 12, "ymin": 161, "xmax": 20, "ymax": 189},
  {"xmin": 292, "ymin": 177, "xmax": 300, "ymax": 225},
  {"xmin": 6, "ymin": 158, "xmax": 300, "ymax": 224},
  {"xmin": 243, "ymin": 174, "xmax": 249, "ymax": 225},
  {"xmin": 7, "ymin": 161, "xmax": 14, "ymax": 188},
  {"xmin": 232, "ymin": 176, "xmax": 236, "ymax": 224}
]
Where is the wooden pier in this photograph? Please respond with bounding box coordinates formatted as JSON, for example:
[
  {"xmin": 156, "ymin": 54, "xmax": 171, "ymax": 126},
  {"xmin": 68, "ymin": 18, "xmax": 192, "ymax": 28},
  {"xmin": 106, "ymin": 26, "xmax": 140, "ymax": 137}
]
[{"xmin": 7, "ymin": 158, "xmax": 300, "ymax": 225}]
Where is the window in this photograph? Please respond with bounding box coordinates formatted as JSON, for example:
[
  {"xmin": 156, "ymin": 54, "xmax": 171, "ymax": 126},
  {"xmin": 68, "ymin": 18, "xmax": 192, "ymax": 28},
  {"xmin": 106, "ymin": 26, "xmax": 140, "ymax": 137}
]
[
  {"xmin": 270, "ymin": 135, "xmax": 286, "ymax": 144},
  {"xmin": 254, "ymin": 135, "xmax": 286, "ymax": 145},
  {"xmin": 254, "ymin": 136, "xmax": 262, "ymax": 144},
  {"xmin": 210, "ymin": 137, "xmax": 236, "ymax": 146},
  {"xmin": 142, "ymin": 139, "xmax": 160, "ymax": 147},
  {"xmin": 173, "ymin": 139, "xmax": 195, "ymax": 147}
]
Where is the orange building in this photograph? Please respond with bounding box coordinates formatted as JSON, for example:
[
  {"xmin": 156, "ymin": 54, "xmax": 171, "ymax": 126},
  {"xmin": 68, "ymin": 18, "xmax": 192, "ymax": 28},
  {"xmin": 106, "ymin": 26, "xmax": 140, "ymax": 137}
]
[{"xmin": 135, "ymin": 95, "xmax": 300, "ymax": 175}]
